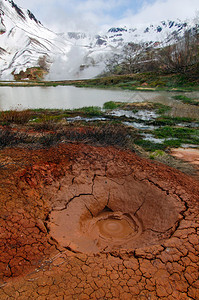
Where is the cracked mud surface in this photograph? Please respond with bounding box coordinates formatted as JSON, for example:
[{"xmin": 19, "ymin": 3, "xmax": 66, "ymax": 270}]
[{"xmin": 0, "ymin": 144, "xmax": 198, "ymax": 299}]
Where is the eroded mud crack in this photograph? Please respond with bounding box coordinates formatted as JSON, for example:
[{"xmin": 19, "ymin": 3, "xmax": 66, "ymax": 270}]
[{"xmin": 0, "ymin": 144, "xmax": 198, "ymax": 299}]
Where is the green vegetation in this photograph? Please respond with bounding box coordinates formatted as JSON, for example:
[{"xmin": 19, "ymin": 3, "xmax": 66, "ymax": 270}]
[
  {"xmin": 32, "ymin": 113, "xmax": 70, "ymax": 124},
  {"xmin": 134, "ymin": 139, "xmax": 165, "ymax": 151},
  {"xmin": 1, "ymin": 71, "xmax": 199, "ymax": 91},
  {"xmin": 149, "ymin": 150, "xmax": 165, "ymax": 159},
  {"xmin": 103, "ymin": 101, "xmax": 158, "ymax": 112},
  {"xmin": 103, "ymin": 101, "xmax": 121, "ymax": 109},
  {"xmin": 72, "ymin": 73, "xmax": 199, "ymax": 91},
  {"xmin": 153, "ymin": 103, "xmax": 171, "ymax": 115},
  {"xmin": 134, "ymin": 123, "xmax": 199, "ymax": 152},
  {"xmin": 163, "ymin": 139, "xmax": 182, "ymax": 148},
  {"xmin": 153, "ymin": 116, "xmax": 195, "ymax": 126},
  {"xmin": 73, "ymin": 106, "xmax": 102, "ymax": 116},
  {"xmin": 134, "ymin": 135, "xmax": 182, "ymax": 152},
  {"xmin": 173, "ymin": 95, "xmax": 199, "ymax": 106},
  {"xmin": 153, "ymin": 126, "xmax": 199, "ymax": 146},
  {"xmin": 154, "ymin": 126, "xmax": 198, "ymax": 139},
  {"xmin": 1, "ymin": 103, "xmax": 198, "ymax": 155},
  {"xmin": 0, "ymin": 107, "xmax": 103, "ymax": 126}
]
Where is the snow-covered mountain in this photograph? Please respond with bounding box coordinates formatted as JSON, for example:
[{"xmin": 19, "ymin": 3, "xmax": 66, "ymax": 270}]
[
  {"xmin": 64, "ymin": 21, "xmax": 189, "ymax": 77},
  {"xmin": 67, "ymin": 21, "xmax": 188, "ymax": 48},
  {"xmin": 0, "ymin": 0, "xmax": 194, "ymax": 80},
  {"xmin": 0, "ymin": 0, "xmax": 73, "ymax": 79}
]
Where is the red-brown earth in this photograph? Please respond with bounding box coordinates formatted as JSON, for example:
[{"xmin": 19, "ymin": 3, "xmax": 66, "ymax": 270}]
[
  {"xmin": 171, "ymin": 148, "xmax": 199, "ymax": 167},
  {"xmin": 0, "ymin": 143, "xmax": 198, "ymax": 299}
]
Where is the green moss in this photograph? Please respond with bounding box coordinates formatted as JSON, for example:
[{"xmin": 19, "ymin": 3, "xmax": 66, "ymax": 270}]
[
  {"xmin": 150, "ymin": 80, "xmax": 166, "ymax": 87},
  {"xmin": 117, "ymin": 81, "xmax": 139, "ymax": 87},
  {"xmin": 153, "ymin": 103, "xmax": 172, "ymax": 115},
  {"xmin": 32, "ymin": 113, "xmax": 70, "ymax": 123},
  {"xmin": 154, "ymin": 126, "xmax": 198, "ymax": 138},
  {"xmin": 163, "ymin": 139, "xmax": 182, "ymax": 148},
  {"xmin": 173, "ymin": 95, "xmax": 199, "ymax": 106},
  {"xmin": 73, "ymin": 106, "xmax": 102, "ymax": 116},
  {"xmin": 154, "ymin": 126, "xmax": 199, "ymax": 146},
  {"xmin": 149, "ymin": 150, "xmax": 165, "ymax": 159},
  {"xmin": 103, "ymin": 101, "xmax": 121, "ymax": 109},
  {"xmin": 134, "ymin": 139, "xmax": 165, "ymax": 151}
]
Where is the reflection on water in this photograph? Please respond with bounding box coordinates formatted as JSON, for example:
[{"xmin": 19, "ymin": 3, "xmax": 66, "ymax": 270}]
[{"xmin": 0, "ymin": 86, "xmax": 198, "ymax": 119}]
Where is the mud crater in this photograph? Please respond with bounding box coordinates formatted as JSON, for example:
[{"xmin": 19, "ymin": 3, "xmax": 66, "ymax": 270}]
[{"xmin": 46, "ymin": 152, "xmax": 185, "ymax": 254}]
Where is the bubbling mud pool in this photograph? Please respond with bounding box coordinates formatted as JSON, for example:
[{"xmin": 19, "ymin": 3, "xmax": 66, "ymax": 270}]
[
  {"xmin": 49, "ymin": 209, "xmax": 143, "ymax": 253},
  {"xmin": 94, "ymin": 211, "xmax": 141, "ymax": 240},
  {"xmin": 47, "ymin": 146, "xmax": 185, "ymax": 254}
]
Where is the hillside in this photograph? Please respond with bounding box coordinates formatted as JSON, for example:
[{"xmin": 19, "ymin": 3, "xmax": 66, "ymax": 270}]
[{"xmin": 0, "ymin": 0, "xmax": 197, "ymax": 80}]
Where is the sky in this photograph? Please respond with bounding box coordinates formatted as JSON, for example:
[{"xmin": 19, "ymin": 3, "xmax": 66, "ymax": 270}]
[{"xmin": 14, "ymin": 0, "xmax": 199, "ymax": 33}]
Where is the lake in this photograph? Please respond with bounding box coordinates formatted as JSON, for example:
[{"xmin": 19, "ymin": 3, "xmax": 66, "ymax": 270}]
[{"xmin": 0, "ymin": 86, "xmax": 199, "ymax": 118}]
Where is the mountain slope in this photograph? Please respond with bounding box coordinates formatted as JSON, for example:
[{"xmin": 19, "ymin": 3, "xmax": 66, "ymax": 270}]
[
  {"xmin": 0, "ymin": 0, "xmax": 72, "ymax": 79},
  {"xmin": 62, "ymin": 20, "xmax": 190, "ymax": 78},
  {"xmin": 0, "ymin": 0, "xmax": 195, "ymax": 80}
]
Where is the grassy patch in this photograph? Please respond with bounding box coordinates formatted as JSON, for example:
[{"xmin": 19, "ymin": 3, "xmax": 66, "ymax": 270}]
[
  {"xmin": 134, "ymin": 124, "xmax": 199, "ymax": 152},
  {"xmin": 73, "ymin": 73, "xmax": 199, "ymax": 90},
  {"xmin": 103, "ymin": 101, "xmax": 121, "ymax": 110},
  {"xmin": 173, "ymin": 95, "xmax": 199, "ymax": 106},
  {"xmin": 149, "ymin": 150, "xmax": 165, "ymax": 159},
  {"xmin": 154, "ymin": 126, "xmax": 198, "ymax": 138},
  {"xmin": 134, "ymin": 139, "xmax": 165, "ymax": 151},
  {"xmin": 153, "ymin": 103, "xmax": 172, "ymax": 115},
  {"xmin": 117, "ymin": 81, "xmax": 139, "ymax": 87},
  {"xmin": 163, "ymin": 139, "xmax": 182, "ymax": 148},
  {"xmin": 154, "ymin": 126, "xmax": 199, "ymax": 145},
  {"xmin": 73, "ymin": 106, "xmax": 102, "ymax": 116}
]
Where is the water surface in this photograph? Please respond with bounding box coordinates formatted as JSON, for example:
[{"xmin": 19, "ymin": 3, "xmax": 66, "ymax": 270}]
[{"xmin": 0, "ymin": 86, "xmax": 198, "ymax": 118}]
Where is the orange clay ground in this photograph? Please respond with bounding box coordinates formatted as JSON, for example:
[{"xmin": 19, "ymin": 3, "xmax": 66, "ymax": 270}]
[
  {"xmin": 171, "ymin": 148, "xmax": 199, "ymax": 168},
  {"xmin": 0, "ymin": 143, "xmax": 198, "ymax": 299}
]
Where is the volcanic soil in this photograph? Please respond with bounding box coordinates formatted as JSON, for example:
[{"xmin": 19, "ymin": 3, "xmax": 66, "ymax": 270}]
[
  {"xmin": 171, "ymin": 148, "xmax": 199, "ymax": 174},
  {"xmin": 0, "ymin": 143, "xmax": 198, "ymax": 299}
]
